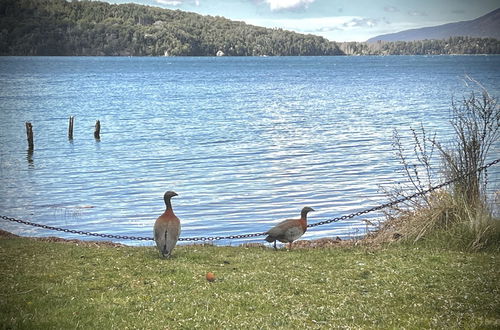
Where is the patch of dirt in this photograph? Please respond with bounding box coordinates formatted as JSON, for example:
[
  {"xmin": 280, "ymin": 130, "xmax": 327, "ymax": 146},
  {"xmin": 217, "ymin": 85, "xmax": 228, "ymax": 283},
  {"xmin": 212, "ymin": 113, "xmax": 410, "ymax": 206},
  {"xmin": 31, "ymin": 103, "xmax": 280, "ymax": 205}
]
[{"xmin": 293, "ymin": 237, "xmax": 351, "ymax": 248}]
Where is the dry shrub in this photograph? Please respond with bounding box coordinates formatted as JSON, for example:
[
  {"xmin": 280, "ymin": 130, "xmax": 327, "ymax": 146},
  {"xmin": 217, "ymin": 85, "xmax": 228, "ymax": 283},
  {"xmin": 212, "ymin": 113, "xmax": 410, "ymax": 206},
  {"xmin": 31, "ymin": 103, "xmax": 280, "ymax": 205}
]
[
  {"xmin": 373, "ymin": 190, "xmax": 499, "ymax": 250},
  {"xmin": 379, "ymin": 84, "xmax": 499, "ymax": 250},
  {"xmin": 434, "ymin": 85, "xmax": 500, "ymax": 208}
]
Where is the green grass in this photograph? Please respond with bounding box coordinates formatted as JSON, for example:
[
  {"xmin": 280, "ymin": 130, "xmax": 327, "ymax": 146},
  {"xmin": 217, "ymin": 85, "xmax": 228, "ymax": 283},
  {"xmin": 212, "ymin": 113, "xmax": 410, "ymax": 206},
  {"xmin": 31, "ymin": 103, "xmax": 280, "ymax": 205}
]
[{"xmin": 1, "ymin": 236, "xmax": 499, "ymax": 329}]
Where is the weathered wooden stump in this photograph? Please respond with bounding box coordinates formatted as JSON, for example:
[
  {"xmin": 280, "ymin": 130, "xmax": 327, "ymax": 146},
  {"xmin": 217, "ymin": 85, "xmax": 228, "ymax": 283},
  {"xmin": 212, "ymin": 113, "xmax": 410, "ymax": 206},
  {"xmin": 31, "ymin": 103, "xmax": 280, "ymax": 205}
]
[
  {"xmin": 68, "ymin": 116, "xmax": 74, "ymax": 140},
  {"xmin": 94, "ymin": 120, "xmax": 100, "ymax": 140},
  {"xmin": 25, "ymin": 122, "xmax": 34, "ymax": 150}
]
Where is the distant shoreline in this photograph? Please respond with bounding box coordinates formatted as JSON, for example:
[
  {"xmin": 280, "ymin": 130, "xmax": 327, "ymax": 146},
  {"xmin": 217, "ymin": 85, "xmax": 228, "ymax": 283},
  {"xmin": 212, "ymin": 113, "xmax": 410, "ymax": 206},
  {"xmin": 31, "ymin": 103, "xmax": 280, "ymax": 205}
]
[{"xmin": 2, "ymin": 53, "xmax": 499, "ymax": 57}]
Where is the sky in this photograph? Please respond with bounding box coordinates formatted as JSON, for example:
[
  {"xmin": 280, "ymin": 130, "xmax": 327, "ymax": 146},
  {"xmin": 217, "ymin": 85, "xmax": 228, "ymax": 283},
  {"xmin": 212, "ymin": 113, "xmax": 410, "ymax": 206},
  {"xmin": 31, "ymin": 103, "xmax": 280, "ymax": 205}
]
[{"xmin": 107, "ymin": 0, "xmax": 500, "ymax": 42}]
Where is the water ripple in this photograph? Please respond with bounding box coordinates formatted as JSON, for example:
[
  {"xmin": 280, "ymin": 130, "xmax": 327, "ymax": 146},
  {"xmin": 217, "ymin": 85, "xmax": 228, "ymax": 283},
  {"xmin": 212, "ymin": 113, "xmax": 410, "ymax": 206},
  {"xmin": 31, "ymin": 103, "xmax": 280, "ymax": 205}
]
[{"xmin": 0, "ymin": 56, "xmax": 499, "ymax": 245}]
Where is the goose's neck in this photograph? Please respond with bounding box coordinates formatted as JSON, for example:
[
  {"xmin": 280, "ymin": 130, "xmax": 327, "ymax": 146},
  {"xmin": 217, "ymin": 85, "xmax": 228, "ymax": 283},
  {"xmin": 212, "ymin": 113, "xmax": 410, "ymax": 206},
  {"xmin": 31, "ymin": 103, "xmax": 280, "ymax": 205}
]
[
  {"xmin": 164, "ymin": 198, "xmax": 173, "ymax": 211},
  {"xmin": 299, "ymin": 216, "xmax": 308, "ymax": 232}
]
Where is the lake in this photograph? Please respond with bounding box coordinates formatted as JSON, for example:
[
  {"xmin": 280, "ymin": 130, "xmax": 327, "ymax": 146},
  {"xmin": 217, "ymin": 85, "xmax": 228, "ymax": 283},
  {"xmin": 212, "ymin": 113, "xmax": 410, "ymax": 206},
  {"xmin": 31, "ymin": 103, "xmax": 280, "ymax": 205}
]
[{"xmin": 0, "ymin": 55, "xmax": 499, "ymax": 246}]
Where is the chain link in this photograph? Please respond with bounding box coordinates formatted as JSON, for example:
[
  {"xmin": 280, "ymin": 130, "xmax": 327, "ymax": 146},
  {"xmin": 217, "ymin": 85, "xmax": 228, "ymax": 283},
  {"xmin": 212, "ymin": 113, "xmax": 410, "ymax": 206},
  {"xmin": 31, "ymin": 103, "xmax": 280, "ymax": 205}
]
[
  {"xmin": 0, "ymin": 214, "xmax": 267, "ymax": 241},
  {"xmin": 177, "ymin": 232, "xmax": 267, "ymax": 242},
  {"xmin": 0, "ymin": 215, "xmax": 154, "ymax": 241},
  {"xmin": 1, "ymin": 158, "xmax": 498, "ymax": 241},
  {"xmin": 308, "ymin": 158, "xmax": 500, "ymax": 227}
]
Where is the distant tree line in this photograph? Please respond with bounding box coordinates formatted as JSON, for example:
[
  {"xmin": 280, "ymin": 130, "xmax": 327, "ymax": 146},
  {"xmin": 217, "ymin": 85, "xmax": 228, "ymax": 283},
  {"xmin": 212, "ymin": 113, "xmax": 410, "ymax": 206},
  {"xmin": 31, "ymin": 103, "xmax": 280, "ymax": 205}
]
[
  {"xmin": 1, "ymin": 0, "xmax": 499, "ymax": 56},
  {"xmin": 341, "ymin": 37, "xmax": 500, "ymax": 55}
]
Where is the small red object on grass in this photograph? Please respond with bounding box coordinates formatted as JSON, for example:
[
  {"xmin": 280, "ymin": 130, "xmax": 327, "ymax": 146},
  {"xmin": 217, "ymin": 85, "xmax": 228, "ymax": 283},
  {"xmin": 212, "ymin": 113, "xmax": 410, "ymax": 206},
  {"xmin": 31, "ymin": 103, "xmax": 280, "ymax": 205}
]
[{"xmin": 206, "ymin": 272, "xmax": 216, "ymax": 282}]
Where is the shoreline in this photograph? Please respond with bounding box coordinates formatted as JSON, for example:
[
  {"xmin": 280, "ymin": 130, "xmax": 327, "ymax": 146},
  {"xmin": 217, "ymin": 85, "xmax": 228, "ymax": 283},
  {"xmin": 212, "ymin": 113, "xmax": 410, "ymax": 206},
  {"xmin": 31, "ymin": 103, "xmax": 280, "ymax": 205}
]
[{"xmin": 0, "ymin": 228, "xmax": 399, "ymax": 249}]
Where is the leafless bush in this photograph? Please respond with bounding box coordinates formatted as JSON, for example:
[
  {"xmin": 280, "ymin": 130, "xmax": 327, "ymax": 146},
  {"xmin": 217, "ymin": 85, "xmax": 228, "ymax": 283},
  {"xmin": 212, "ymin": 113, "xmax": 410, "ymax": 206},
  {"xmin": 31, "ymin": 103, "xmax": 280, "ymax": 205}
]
[
  {"xmin": 432, "ymin": 86, "xmax": 499, "ymax": 207},
  {"xmin": 380, "ymin": 84, "xmax": 499, "ymax": 248},
  {"xmin": 388, "ymin": 124, "xmax": 438, "ymax": 209}
]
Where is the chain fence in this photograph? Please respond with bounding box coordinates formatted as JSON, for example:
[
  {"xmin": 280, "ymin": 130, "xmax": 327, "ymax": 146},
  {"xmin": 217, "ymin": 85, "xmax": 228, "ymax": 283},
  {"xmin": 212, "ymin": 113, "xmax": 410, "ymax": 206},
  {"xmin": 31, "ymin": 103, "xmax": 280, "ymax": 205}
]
[{"xmin": 1, "ymin": 158, "xmax": 499, "ymax": 242}]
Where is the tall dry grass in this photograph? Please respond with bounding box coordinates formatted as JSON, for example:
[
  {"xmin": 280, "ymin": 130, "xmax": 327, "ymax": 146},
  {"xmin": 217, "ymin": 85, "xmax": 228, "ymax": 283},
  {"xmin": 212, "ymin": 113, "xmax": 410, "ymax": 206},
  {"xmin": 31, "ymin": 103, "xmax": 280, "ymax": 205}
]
[
  {"xmin": 434, "ymin": 85, "xmax": 500, "ymax": 207},
  {"xmin": 381, "ymin": 84, "xmax": 499, "ymax": 250}
]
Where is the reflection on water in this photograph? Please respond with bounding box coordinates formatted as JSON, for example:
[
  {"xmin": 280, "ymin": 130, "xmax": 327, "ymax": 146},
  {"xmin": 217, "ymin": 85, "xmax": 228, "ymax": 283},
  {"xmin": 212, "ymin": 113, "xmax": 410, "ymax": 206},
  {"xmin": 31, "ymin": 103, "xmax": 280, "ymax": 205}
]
[
  {"xmin": 26, "ymin": 148, "xmax": 34, "ymax": 169},
  {"xmin": 1, "ymin": 56, "xmax": 499, "ymax": 245}
]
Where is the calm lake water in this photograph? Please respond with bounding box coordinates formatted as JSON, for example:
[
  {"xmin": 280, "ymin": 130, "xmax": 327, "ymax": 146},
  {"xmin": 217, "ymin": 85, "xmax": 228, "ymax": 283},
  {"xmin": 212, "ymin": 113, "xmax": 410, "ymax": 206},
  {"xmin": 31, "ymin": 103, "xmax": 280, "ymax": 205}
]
[{"xmin": 0, "ymin": 56, "xmax": 499, "ymax": 245}]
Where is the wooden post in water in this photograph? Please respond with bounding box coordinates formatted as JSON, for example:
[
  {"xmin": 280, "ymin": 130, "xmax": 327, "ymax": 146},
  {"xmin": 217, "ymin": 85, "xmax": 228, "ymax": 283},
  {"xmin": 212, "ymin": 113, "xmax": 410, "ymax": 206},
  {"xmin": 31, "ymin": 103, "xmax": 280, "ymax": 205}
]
[
  {"xmin": 94, "ymin": 120, "xmax": 100, "ymax": 140},
  {"xmin": 25, "ymin": 122, "xmax": 34, "ymax": 150},
  {"xmin": 68, "ymin": 116, "xmax": 74, "ymax": 140}
]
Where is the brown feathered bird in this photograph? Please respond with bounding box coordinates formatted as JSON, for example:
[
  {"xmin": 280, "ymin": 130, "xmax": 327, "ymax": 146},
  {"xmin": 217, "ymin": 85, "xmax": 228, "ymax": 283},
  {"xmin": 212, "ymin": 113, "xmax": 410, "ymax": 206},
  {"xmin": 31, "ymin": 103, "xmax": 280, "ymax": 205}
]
[
  {"xmin": 154, "ymin": 191, "xmax": 181, "ymax": 258},
  {"xmin": 265, "ymin": 207, "xmax": 314, "ymax": 250}
]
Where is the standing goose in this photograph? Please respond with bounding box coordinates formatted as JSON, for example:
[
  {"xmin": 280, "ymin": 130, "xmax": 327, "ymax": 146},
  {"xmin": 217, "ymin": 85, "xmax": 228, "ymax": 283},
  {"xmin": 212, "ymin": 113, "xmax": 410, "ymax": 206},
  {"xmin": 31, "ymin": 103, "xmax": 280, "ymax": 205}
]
[
  {"xmin": 154, "ymin": 191, "xmax": 181, "ymax": 258},
  {"xmin": 265, "ymin": 207, "xmax": 315, "ymax": 250}
]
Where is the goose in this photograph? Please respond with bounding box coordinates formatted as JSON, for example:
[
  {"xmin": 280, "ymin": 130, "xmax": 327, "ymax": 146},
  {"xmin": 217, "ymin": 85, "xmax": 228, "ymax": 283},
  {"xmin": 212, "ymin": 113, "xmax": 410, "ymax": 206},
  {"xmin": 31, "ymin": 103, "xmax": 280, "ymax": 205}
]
[
  {"xmin": 153, "ymin": 191, "xmax": 181, "ymax": 258},
  {"xmin": 265, "ymin": 207, "xmax": 314, "ymax": 250}
]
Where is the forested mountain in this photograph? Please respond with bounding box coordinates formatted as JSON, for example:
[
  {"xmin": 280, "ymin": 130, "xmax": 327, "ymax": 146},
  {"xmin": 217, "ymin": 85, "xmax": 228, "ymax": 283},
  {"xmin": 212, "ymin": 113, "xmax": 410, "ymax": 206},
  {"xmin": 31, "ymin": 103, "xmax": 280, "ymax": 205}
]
[
  {"xmin": 0, "ymin": 0, "xmax": 499, "ymax": 56},
  {"xmin": 0, "ymin": 0, "xmax": 342, "ymax": 56},
  {"xmin": 342, "ymin": 37, "xmax": 500, "ymax": 55},
  {"xmin": 367, "ymin": 8, "xmax": 500, "ymax": 42}
]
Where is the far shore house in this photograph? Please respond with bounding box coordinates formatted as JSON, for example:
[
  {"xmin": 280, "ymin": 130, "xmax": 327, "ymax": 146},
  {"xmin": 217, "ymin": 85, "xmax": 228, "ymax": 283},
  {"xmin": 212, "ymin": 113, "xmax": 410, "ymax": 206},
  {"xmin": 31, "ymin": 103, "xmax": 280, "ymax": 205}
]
[{"xmin": 216, "ymin": 50, "xmax": 225, "ymax": 56}]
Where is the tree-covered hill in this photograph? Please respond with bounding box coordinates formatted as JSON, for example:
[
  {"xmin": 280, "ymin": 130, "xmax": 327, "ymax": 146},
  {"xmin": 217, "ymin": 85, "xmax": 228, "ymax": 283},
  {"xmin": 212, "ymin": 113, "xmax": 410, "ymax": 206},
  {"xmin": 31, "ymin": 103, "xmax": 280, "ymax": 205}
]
[
  {"xmin": 0, "ymin": 0, "xmax": 499, "ymax": 56},
  {"xmin": 0, "ymin": 0, "xmax": 342, "ymax": 56}
]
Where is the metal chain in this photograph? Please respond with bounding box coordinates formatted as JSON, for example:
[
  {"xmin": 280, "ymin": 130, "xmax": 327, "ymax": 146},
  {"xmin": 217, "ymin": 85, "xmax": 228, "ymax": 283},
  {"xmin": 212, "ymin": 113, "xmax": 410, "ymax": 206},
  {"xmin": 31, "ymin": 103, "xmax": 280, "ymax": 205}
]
[
  {"xmin": 0, "ymin": 215, "xmax": 153, "ymax": 241},
  {"xmin": 308, "ymin": 158, "xmax": 500, "ymax": 227},
  {"xmin": 178, "ymin": 232, "xmax": 267, "ymax": 242},
  {"xmin": 0, "ymin": 215, "xmax": 268, "ymax": 241},
  {"xmin": 1, "ymin": 158, "xmax": 498, "ymax": 241}
]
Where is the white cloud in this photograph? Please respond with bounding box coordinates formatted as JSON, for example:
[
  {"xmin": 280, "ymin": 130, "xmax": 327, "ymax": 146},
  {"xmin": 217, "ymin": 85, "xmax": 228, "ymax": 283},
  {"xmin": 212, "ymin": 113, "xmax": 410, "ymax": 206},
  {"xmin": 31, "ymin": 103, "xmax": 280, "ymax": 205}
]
[
  {"xmin": 264, "ymin": 0, "xmax": 315, "ymax": 11},
  {"xmin": 155, "ymin": 0, "xmax": 183, "ymax": 5},
  {"xmin": 408, "ymin": 10, "xmax": 427, "ymax": 17},
  {"xmin": 384, "ymin": 6, "xmax": 399, "ymax": 13},
  {"xmin": 245, "ymin": 16, "xmax": 375, "ymax": 33},
  {"xmin": 242, "ymin": 16, "xmax": 412, "ymax": 42},
  {"xmin": 343, "ymin": 17, "xmax": 378, "ymax": 28},
  {"xmin": 154, "ymin": 0, "xmax": 201, "ymax": 6}
]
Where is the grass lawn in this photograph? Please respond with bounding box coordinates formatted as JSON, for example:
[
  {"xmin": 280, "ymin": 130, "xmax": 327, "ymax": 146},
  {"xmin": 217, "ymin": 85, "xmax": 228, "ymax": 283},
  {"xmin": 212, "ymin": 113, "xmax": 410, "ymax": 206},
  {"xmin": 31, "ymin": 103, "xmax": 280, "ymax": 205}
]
[{"xmin": 0, "ymin": 235, "xmax": 499, "ymax": 329}]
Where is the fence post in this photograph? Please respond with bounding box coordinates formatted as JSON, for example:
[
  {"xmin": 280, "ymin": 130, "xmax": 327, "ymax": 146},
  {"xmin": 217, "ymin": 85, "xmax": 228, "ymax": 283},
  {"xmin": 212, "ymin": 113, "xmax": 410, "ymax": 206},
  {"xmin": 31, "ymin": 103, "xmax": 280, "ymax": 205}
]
[
  {"xmin": 68, "ymin": 116, "xmax": 74, "ymax": 140},
  {"xmin": 94, "ymin": 120, "xmax": 100, "ymax": 140},
  {"xmin": 25, "ymin": 122, "xmax": 34, "ymax": 150}
]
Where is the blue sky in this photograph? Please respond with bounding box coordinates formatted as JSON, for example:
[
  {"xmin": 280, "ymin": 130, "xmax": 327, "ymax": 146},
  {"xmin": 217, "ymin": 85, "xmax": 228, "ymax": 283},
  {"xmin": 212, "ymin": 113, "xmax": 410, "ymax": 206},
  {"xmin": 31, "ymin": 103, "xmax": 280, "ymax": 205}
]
[{"xmin": 107, "ymin": 0, "xmax": 499, "ymax": 41}]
